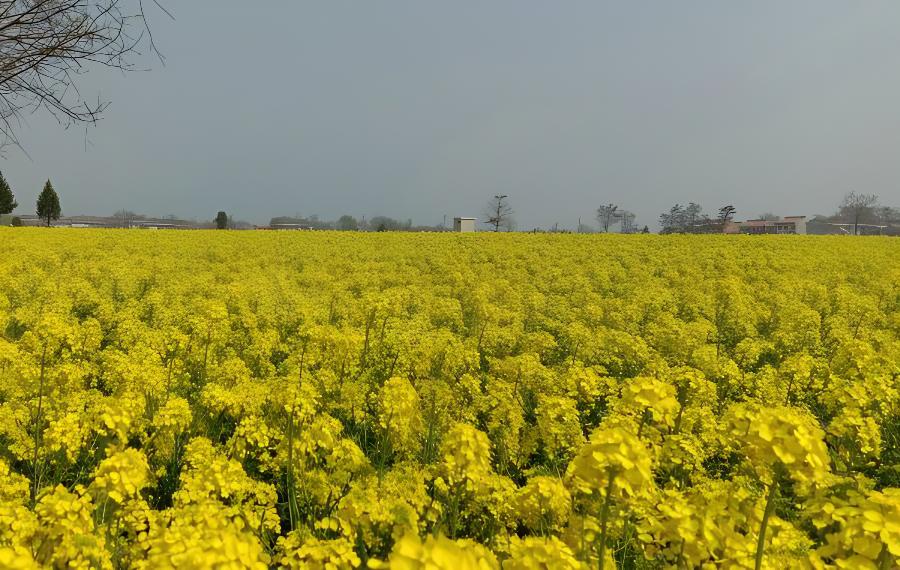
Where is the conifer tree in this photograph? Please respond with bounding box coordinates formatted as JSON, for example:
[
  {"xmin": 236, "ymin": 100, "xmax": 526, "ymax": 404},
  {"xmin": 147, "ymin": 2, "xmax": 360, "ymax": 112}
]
[
  {"xmin": 36, "ymin": 180, "xmax": 61, "ymax": 226},
  {"xmin": 0, "ymin": 171, "xmax": 16, "ymax": 214}
]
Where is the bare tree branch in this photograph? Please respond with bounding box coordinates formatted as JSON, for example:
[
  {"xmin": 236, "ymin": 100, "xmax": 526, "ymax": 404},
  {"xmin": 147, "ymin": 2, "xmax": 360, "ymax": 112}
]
[
  {"xmin": 484, "ymin": 194, "xmax": 514, "ymax": 232},
  {"xmin": 839, "ymin": 191, "xmax": 879, "ymax": 236},
  {"xmin": 0, "ymin": 0, "xmax": 171, "ymax": 149}
]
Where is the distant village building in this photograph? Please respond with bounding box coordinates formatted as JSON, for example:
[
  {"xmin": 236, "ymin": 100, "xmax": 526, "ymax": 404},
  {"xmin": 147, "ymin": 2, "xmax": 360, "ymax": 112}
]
[
  {"xmin": 269, "ymin": 223, "xmax": 313, "ymax": 230},
  {"xmin": 453, "ymin": 217, "xmax": 476, "ymax": 232},
  {"xmin": 16, "ymin": 214, "xmax": 212, "ymax": 229},
  {"xmin": 724, "ymin": 216, "xmax": 807, "ymax": 235}
]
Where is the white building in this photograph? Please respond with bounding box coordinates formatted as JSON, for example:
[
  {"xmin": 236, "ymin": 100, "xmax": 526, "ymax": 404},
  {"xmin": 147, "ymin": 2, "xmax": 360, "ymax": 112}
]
[{"xmin": 453, "ymin": 217, "xmax": 476, "ymax": 232}]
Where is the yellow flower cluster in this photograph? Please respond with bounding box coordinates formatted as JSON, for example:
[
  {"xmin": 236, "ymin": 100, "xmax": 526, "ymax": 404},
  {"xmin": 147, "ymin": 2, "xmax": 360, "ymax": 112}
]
[
  {"xmin": 503, "ymin": 536, "xmax": 586, "ymax": 570},
  {"xmin": 91, "ymin": 447, "xmax": 151, "ymax": 504},
  {"xmin": 817, "ymin": 489, "xmax": 900, "ymax": 568},
  {"xmin": 514, "ymin": 476, "xmax": 572, "ymax": 532},
  {"xmin": 379, "ymin": 376, "xmax": 424, "ymax": 458},
  {"xmin": 143, "ymin": 505, "xmax": 269, "ymax": 569},
  {"xmin": 567, "ymin": 427, "xmax": 653, "ymax": 499},
  {"xmin": 438, "ymin": 423, "xmax": 493, "ymax": 491},
  {"xmin": 0, "ymin": 228, "xmax": 898, "ymax": 567},
  {"xmin": 388, "ymin": 532, "xmax": 498, "ymax": 569},
  {"xmin": 535, "ymin": 396, "xmax": 583, "ymax": 461},
  {"xmin": 727, "ymin": 404, "xmax": 831, "ymax": 488},
  {"xmin": 34, "ymin": 485, "xmax": 111, "ymax": 568},
  {"xmin": 618, "ymin": 376, "xmax": 679, "ymax": 430},
  {"xmin": 277, "ymin": 533, "xmax": 361, "ymax": 569}
]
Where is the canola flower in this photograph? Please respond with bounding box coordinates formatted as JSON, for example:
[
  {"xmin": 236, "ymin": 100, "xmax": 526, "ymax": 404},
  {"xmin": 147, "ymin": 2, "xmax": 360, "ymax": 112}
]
[{"xmin": 0, "ymin": 228, "xmax": 898, "ymax": 567}]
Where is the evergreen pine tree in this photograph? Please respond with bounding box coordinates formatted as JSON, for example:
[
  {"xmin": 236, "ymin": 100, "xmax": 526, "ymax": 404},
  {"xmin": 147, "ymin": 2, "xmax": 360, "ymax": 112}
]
[
  {"xmin": 0, "ymin": 171, "xmax": 16, "ymax": 214},
  {"xmin": 215, "ymin": 211, "xmax": 228, "ymax": 229},
  {"xmin": 36, "ymin": 179, "xmax": 61, "ymax": 226}
]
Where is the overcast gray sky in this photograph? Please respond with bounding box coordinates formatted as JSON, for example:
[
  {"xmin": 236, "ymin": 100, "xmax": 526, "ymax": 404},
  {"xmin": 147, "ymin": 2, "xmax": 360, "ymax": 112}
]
[{"xmin": 4, "ymin": 1, "xmax": 900, "ymax": 229}]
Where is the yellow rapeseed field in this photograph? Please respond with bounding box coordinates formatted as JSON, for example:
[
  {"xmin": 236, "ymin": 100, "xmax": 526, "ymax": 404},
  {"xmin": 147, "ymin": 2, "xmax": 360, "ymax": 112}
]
[{"xmin": 0, "ymin": 228, "xmax": 899, "ymax": 569}]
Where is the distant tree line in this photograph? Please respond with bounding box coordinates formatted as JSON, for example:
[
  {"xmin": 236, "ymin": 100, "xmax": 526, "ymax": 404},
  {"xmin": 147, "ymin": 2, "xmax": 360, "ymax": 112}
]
[
  {"xmin": 5, "ymin": 186, "xmax": 899, "ymax": 234},
  {"xmin": 268, "ymin": 214, "xmax": 449, "ymax": 232},
  {"xmin": 657, "ymin": 203, "xmax": 736, "ymax": 234},
  {"xmin": 183, "ymin": 192, "xmax": 900, "ymax": 234},
  {"xmin": 651, "ymin": 192, "xmax": 899, "ymax": 235}
]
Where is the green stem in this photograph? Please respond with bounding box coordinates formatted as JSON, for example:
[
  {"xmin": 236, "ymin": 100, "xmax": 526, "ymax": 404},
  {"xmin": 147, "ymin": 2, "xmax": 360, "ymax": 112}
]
[
  {"xmin": 754, "ymin": 480, "xmax": 778, "ymax": 570},
  {"xmin": 447, "ymin": 483, "xmax": 461, "ymax": 539},
  {"xmin": 636, "ymin": 409, "xmax": 651, "ymax": 439},
  {"xmin": 31, "ymin": 345, "xmax": 48, "ymax": 504},
  {"xmin": 286, "ymin": 408, "xmax": 298, "ymax": 531},
  {"xmin": 598, "ymin": 469, "xmax": 617, "ymax": 570},
  {"xmin": 285, "ymin": 356, "xmax": 306, "ymax": 532},
  {"xmin": 876, "ymin": 544, "xmax": 891, "ymax": 570}
]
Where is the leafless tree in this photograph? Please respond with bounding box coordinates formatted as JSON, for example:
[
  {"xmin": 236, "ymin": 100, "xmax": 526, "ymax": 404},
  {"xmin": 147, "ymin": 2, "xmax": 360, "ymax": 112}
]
[
  {"xmin": 619, "ymin": 210, "xmax": 636, "ymax": 233},
  {"xmin": 485, "ymin": 194, "xmax": 514, "ymax": 232},
  {"xmin": 876, "ymin": 206, "xmax": 900, "ymax": 225},
  {"xmin": 596, "ymin": 203, "xmax": 621, "ymax": 233},
  {"xmin": 0, "ymin": 0, "xmax": 171, "ymax": 148},
  {"xmin": 839, "ymin": 191, "xmax": 879, "ymax": 235}
]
